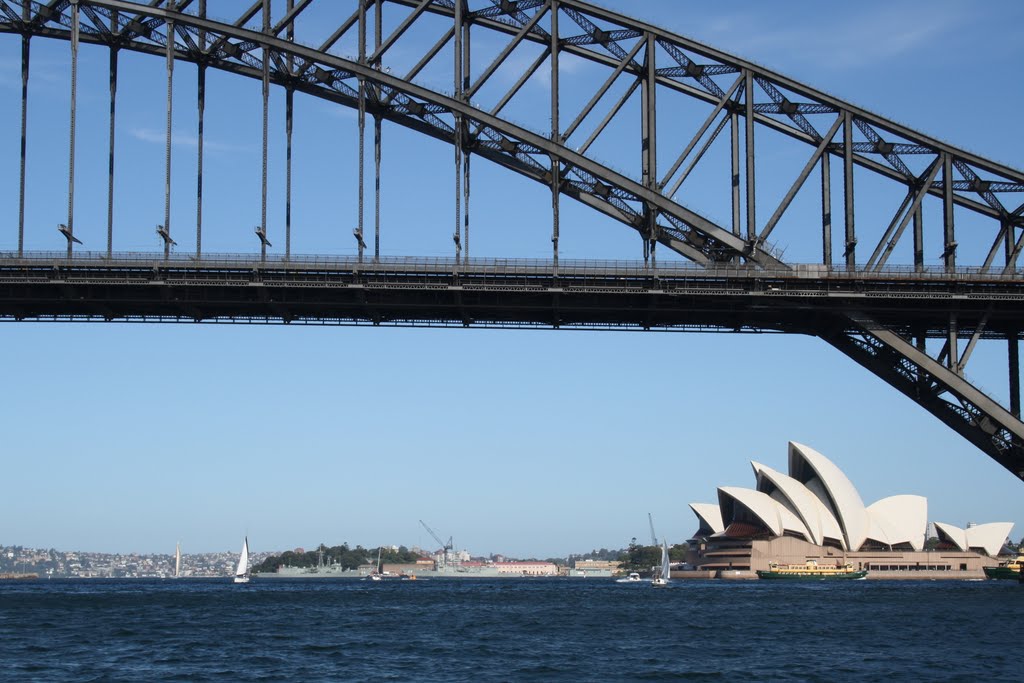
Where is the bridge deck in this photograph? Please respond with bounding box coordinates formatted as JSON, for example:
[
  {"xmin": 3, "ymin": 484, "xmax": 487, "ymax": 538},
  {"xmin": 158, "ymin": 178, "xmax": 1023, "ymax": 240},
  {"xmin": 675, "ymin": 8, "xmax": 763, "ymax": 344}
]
[{"xmin": 1, "ymin": 253, "xmax": 1022, "ymax": 335}]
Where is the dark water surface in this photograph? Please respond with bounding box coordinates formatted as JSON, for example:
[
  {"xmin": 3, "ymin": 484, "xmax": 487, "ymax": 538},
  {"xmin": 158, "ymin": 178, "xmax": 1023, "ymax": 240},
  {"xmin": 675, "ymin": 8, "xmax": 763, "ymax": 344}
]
[{"xmin": 1, "ymin": 578, "xmax": 1022, "ymax": 681}]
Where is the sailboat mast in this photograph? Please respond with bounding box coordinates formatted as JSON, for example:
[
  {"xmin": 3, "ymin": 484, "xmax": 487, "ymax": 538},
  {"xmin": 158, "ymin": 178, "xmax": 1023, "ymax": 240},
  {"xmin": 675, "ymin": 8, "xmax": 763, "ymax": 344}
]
[{"xmin": 233, "ymin": 536, "xmax": 252, "ymax": 584}]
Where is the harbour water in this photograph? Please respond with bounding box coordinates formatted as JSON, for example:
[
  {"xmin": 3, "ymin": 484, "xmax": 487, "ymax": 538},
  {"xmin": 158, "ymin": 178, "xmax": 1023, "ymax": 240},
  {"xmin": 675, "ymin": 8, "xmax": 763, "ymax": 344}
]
[{"xmin": 1, "ymin": 578, "xmax": 1022, "ymax": 680}]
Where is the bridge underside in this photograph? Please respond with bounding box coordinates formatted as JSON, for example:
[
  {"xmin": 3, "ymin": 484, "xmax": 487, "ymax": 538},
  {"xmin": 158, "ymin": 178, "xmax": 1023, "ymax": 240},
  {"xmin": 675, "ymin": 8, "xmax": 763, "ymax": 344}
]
[{"xmin": 0, "ymin": 257, "xmax": 1019, "ymax": 333}]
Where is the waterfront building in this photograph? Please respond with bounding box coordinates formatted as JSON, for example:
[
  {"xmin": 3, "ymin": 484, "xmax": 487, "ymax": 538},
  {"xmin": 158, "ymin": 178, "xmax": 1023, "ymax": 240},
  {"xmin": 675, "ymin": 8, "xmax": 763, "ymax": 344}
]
[
  {"xmin": 687, "ymin": 442, "xmax": 1013, "ymax": 577},
  {"xmin": 494, "ymin": 561, "xmax": 558, "ymax": 576},
  {"xmin": 381, "ymin": 559, "xmax": 437, "ymax": 575},
  {"xmin": 568, "ymin": 559, "xmax": 620, "ymax": 578}
]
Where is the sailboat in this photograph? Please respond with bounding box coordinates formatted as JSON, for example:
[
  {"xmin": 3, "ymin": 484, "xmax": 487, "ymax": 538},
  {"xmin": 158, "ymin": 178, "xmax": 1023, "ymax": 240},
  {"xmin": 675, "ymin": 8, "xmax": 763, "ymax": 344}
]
[
  {"xmin": 367, "ymin": 546, "xmax": 405, "ymax": 581},
  {"xmin": 652, "ymin": 540, "xmax": 671, "ymax": 587},
  {"xmin": 233, "ymin": 536, "xmax": 251, "ymax": 584},
  {"xmin": 368, "ymin": 546, "xmax": 402, "ymax": 581},
  {"xmin": 369, "ymin": 547, "xmax": 383, "ymax": 581},
  {"xmin": 174, "ymin": 542, "xmax": 182, "ymax": 579}
]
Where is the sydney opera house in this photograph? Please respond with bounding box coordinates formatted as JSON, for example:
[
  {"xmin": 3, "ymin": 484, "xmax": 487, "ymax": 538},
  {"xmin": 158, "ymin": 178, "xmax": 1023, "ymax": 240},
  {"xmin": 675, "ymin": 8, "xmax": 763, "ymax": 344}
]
[{"xmin": 687, "ymin": 442, "xmax": 1014, "ymax": 576}]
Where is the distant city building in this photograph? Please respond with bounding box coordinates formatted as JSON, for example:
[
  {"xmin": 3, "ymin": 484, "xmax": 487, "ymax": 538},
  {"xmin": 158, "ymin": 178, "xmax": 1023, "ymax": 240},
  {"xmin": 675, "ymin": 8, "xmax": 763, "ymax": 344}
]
[{"xmin": 0, "ymin": 545, "xmax": 269, "ymax": 579}]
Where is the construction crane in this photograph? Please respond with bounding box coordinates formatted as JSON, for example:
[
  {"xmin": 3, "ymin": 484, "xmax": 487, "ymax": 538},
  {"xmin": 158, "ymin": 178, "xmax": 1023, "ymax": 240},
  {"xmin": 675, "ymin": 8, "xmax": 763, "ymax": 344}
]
[
  {"xmin": 648, "ymin": 513, "xmax": 659, "ymax": 547},
  {"xmin": 419, "ymin": 519, "xmax": 455, "ymax": 571}
]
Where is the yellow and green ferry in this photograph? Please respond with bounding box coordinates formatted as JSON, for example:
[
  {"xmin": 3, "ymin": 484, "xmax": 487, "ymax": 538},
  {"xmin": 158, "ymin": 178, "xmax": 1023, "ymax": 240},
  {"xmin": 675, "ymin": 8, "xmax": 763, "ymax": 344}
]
[
  {"xmin": 757, "ymin": 560, "xmax": 867, "ymax": 580},
  {"xmin": 982, "ymin": 555, "xmax": 1024, "ymax": 580}
]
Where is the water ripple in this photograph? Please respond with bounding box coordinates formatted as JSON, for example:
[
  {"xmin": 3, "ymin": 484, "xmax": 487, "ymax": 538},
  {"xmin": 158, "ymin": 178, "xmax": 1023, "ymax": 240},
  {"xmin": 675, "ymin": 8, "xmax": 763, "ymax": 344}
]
[{"xmin": 1, "ymin": 578, "xmax": 1023, "ymax": 681}]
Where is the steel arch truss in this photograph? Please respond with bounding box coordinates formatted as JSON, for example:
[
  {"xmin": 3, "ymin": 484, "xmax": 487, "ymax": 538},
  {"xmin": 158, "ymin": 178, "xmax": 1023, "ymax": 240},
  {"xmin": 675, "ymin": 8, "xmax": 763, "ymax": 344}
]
[
  {"xmin": 820, "ymin": 316, "xmax": 1024, "ymax": 478},
  {"xmin": 0, "ymin": 0, "xmax": 1022, "ymax": 477}
]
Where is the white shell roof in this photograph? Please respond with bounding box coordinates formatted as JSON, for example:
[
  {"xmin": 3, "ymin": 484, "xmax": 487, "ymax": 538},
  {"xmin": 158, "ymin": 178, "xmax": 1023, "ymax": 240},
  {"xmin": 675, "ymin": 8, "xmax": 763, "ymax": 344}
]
[
  {"xmin": 936, "ymin": 521, "xmax": 1013, "ymax": 556},
  {"xmin": 718, "ymin": 486, "xmax": 810, "ymax": 541},
  {"xmin": 934, "ymin": 522, "xmax": 968, "ymax": 551},
  {"xmin": 751, "ymin": 461, "xmax": 845, "ymax": 548},
  {"xmin": 688, "ymin": 441, "xmax": 1010, "ymax": 557},
  {"xmin": 864, "ymin": 514, "xmax": 892, "ymax": 548},
  {"xmin": 866, "ymin": 495, "xmax": 927, "ymax": 551},
  {"xmin": 789, "ymin": 442, "xmax": 869, "ymax": 552},
  {"xmin": 688, "ymin": 503, "xmax": 725, "ymax": 535},
  {"xmin": 966, "ymin": 522, "xmax": 1014, "ymax": 556}
]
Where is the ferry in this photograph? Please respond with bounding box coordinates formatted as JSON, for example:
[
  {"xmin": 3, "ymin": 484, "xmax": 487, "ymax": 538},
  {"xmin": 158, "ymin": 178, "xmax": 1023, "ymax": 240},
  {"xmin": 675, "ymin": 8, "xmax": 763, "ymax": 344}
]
[
  {"xmin": 757, "ymin": 560, "xmax": 867, "ymax": 580},
  {"xmin": 982, "ymin": 555, "xmax": 1024, "ymax": 580}
]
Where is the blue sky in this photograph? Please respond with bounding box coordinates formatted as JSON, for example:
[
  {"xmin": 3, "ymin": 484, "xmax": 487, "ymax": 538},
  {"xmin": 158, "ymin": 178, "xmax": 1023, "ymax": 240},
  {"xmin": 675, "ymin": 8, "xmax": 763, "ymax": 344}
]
[{"xmin": 1, "ymin": 0, "xmax": 1022, "ymax": 557}]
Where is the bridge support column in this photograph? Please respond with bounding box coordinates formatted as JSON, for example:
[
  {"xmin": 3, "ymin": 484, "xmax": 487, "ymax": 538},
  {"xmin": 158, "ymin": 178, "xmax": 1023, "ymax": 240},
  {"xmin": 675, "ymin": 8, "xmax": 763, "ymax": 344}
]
[
  {"xmin": 64, "ymin": 0, "xmax": 80, "ymax": 259},
  {"xmin": 843, "ymin": 112, "xmax": 855, "ymax": 268},
  {"xmin": 1006, "ymin": 233, "xmax": 1020, "ymax": 424},
  {"xmin": 259, "ymin": 0, "xmax": 270, "ymax": 263},
  {"xmin": 450, "ymin": 0, "xmax": 465, "ymax": 264},
  {"xmin": 1011, "ymin": 332, "xmax": 1021, "ymax": 420},
  {"xmin": 196, "ymin": 0, "xmax": 206, "ymax": 260},
  {"xmin": 463, "ymin": 138, "xmax": 471, "ymax": 264},
  {"xmin": 641, "ymin": 32, "xmax": 658, "ymax": 269},
  {"xmin": 821, "ymin": 145, "xmax": 831, "ymax": 266},
  {"xmin": 355, "ymin": 0, "xmax": 367, "ymax": 262},
  {"xmin": 373, "ymin": 0, "xmax": 382, "ymax": 262},
  {"xmin": 462, "ymin": 17, "xmax": 471, "ymax": 263},
  {"xmin": 373, "ymin": 111, "xmax": 382, "ymax": 258},
  {"xmin": 107, "ymin": 30, "xmax": 118, "ymax": 258},
  {"xmin": 913, "ymin": 204, "xmax": 924, "ymax": 272},
  {"xmin": 915, "ymin": 328, "xmax": 928, "ymax": 399},
  {"xmin": 160, "ymin": 17, "xmax": 176, "ymax": 259},
  {"xmin": 744, "ymin": 69, "xmax": 755, "ymax": 244},
  {"xmin": 285, "ymin": 88, "xmax": 293, "ymax": 260},
  {"xmin": 285, "ymin": 0, "xmax": 297, "ymax": 261},
  {"xmin": 18, "ymin": 25, "xmax": 29, "ymax": 258},
  {"xmin": 947, "ymin": 314, "xmax": 958, "ymax": 373},
  {"xmin": 550, "ymin": 0, "xmax": 560, "ymax": 270},
  {"xmin": 453, "ymin": 119, "xmax": 463, "ymax": 263},
  {"xmin": 731, "ymin": 108, "xmax": 740, "ymax": 239},
  {"xmin": 943, "ymin": 153, "xmax": 956, "ymax": 272}
]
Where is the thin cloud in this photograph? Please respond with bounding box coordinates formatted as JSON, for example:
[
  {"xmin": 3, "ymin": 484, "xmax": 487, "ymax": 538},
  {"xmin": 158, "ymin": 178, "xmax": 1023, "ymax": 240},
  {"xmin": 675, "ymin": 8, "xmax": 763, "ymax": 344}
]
[
  {"xmin": 0, "ymin": 56, "xmax": 66, "ymax": 88},
  {"xmin": 535, "ymin": 52, "xmax": 590, "ymax": 88},
  {"xmin": 321, "ymin": 103, "xmax": 357, "ymax": 120},
  {"xmin": 129, "ymin": 127, "xmax": 249, "ymax": 153},
  {"xmin": 687, "ymin": 5, "xmax": 967, "ymax": 71}
]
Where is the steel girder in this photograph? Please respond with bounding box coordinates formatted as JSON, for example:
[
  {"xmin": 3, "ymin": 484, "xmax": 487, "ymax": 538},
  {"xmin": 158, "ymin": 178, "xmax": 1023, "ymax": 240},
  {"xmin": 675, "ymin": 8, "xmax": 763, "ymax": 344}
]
[
  {"xmin": 2, "ymin": 1, "xmax": 1021, "ymax": 268},
  {"xmin": 0, "ymin": 0, "xmax": 1023, "ymax": 478},
  {"xmin": 0, "ymin": 0, "xmax": 779, "ymax": 268},
  {"xmin": 819, "ymin": 317, "xmax": 1024, "ymax": 478}
]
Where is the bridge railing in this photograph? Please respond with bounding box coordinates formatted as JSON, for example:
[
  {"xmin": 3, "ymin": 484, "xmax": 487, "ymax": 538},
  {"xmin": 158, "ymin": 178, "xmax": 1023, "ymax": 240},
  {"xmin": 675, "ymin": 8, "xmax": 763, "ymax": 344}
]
[{"xmin": 1, "ymin": 250, "xmax": 1022, "ymax": 282}]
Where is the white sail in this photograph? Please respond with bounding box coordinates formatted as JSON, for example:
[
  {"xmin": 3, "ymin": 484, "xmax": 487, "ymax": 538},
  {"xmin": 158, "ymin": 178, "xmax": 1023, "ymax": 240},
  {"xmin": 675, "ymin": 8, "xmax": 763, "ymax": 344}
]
[
  {"xmin": 234, "ymin": 537, "xmax": 250, "ymax": 583},
  {"xmin": 174, "ymin": 542, "xmax": 181, "ymax": 578},
  {"xmin": 651, "ymin": 540, "xmax": 671, "ymax": 587}
]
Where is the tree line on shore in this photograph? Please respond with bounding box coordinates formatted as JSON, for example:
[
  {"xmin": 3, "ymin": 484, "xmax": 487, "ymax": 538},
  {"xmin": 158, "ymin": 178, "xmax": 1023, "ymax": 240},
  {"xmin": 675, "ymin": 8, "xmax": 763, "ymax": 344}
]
[
  {"xmin": 253, "ymin": 538, "xmax": 691, "ymax": 575},
  {"xmin": 251, "ymin": 544, "xmax": 422, "ymax": 574}
]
